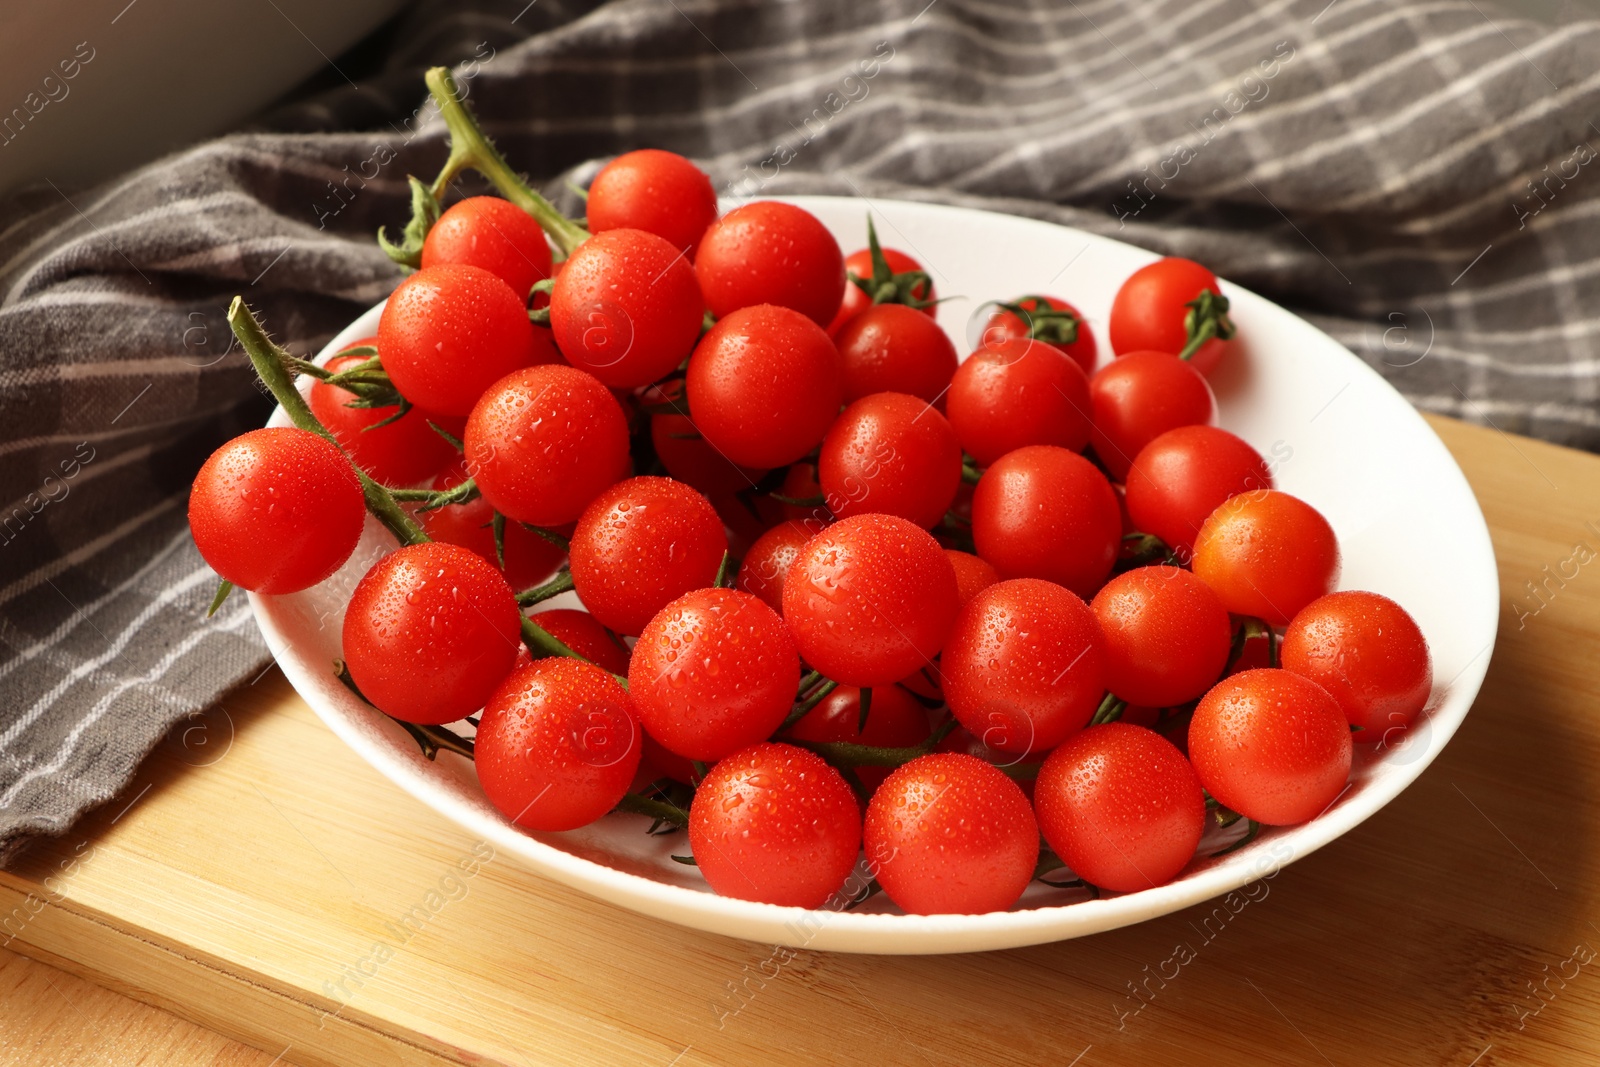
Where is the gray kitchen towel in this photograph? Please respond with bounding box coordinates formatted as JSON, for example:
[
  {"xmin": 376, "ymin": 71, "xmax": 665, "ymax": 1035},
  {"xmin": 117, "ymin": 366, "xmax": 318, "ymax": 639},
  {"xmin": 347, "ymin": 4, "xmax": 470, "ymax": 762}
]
[{"xmin": 2, "ymin": 0, "xmax": 1597, "ymax": 862}]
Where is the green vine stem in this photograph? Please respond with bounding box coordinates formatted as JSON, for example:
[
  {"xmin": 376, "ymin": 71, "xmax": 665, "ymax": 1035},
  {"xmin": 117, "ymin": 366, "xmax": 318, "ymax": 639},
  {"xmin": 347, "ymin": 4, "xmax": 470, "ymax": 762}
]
[
  {"xmin": 424, "ymin": 66, "xmax": 589, "ymax": 256},
  {"xmin": 779, "ymin": 678, "xmax": 839, "ymax": 731},
  {"xmin": 614, "ymin": 791, "xmax": 690, "ymax": 829},
  {"xmin": 517, "ymin": 569, "xmax": 575, "ymax": 607},
  {"xmin": 228, "ymin": 297, "xmax": 426, "ymax": 548},
  {"xmin": 1090, "ymin": 691, "xmax": 1127, "ymax": 726},
  {"xmin": 791, "ymin": 718, "xmax": 960, "ymax": 768}
]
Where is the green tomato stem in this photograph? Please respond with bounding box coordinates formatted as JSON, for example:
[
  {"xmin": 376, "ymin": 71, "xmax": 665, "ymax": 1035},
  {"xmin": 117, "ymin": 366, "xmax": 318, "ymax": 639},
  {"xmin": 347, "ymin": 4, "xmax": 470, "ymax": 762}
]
[{"xmin": 423, "ymin": 66, "xmax": 589, "ymax": 257}]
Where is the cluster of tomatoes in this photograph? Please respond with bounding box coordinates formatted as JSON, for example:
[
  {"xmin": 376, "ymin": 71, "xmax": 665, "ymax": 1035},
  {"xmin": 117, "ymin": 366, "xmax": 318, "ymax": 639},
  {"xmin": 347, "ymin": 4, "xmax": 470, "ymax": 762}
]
[{"xmin": 190, "ymin": 144, "xmax": 1434, "ymax": 917}]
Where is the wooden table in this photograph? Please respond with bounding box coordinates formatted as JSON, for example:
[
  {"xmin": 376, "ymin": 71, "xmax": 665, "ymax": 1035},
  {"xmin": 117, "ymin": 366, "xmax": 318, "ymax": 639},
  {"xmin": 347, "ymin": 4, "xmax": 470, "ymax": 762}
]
[{"xmin": 3, "ymin": 414, "xmax": 1598, "ymax": 1067}]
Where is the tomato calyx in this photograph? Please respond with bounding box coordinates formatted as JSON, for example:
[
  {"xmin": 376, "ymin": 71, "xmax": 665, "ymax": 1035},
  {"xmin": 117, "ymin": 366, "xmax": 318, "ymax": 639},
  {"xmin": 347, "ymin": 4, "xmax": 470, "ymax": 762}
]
[
  {"xmin": 961, "ymin": 458, "xmax": 983, "ymax": 485},
  {"xmin": 526, "ymin": 278, "xmax": 556, "ymax": 324},
  {"xmin": 1090, "ymin": 691, "xmax": 1128, "ymax": 726},
  {"xmin": 995, "ymin": 295, "xmax": 1081, "ymax": 347},
  {"xmin": 713, "ymin": 550, "xmax": 736, "ymax": 589},
  {"xmin": 614, "ymin": 789, "xmax": 691, "ymax": 831},
  {"xmin": 1116, "ymin": 531, "xmax": 1178, "ymax": 572},
  {"xmin": 1178, "ymin": 289, "xmax": 1237, "ymax": 361},
  {"xmin": 378, "ymin": 176, "xmax": 443, "ymax": 269},
  {"xmin": 207, "ymin": 579, "xmax": 234, "ymax": 617},
  {"xmin": 849, "ymin": 216, "xmax": 937, "ymax": 311}
]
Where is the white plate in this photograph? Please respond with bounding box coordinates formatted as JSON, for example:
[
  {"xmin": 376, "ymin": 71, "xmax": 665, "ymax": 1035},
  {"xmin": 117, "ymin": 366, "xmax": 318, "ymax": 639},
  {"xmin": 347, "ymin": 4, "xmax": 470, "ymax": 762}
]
[{"xmin": 250, "ymin": 196, "xmax": 1498, "ymax": 955}]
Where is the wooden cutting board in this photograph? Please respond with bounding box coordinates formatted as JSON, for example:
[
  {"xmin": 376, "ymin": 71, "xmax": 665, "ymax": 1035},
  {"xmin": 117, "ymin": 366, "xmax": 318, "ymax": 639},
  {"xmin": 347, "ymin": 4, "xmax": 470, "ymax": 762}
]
[{"xmin": 4, "ymin": 414, "xmax": 1599, "ymax": 1067}]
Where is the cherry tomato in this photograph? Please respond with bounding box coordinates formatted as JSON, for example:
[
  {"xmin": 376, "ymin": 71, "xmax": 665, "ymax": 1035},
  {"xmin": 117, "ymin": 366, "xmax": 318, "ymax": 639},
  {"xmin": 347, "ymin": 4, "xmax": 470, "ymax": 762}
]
[
  {"xmin": 942, "ymin": 578, "xmax": 1106, "ymax": 754},
  {"xmin": 1189, "ymin": 668, "xmax": 1353, "ymax": 826},
  {"xmin": 342, "ymin": 542, "xmax": 522, "ymax": 724},
  {"xmin": 695, "ymin": 202, "xmax": 845, "ymax": 327},
  {"xmin": 1192, "ymin": 489, "xmax": 1340, "ymax": 627},
  {"xmin": 832, "ymin": 304, "xmax": 957, "ymax": 404},
  {"xmin": 1109, "ymin": 257, "xmax": 1231, "ymax": 376},
  {"xmin": 585, "ymin": 149, "xmax": 718, "ymax": 256},
  {"xmin": 735, "ymin": 518, "xmax": 821, "ymax": 613},
  {"xmin": 945, "ymin": 549, "xmax": 998, "ymax": 606},
  {"xmin": 418, "ymin": 460, "xmax": 566, "ymax": 591},
  {"xmin": 650, "ymin": 411, "xmax": 765, "ymax": 497},
  {"xmin": 550, "ymin": 227, "xmax": 704, "ymax": 388},
  {"xmin": 308, "ymin": 347, "xmax": 459, "ymax": 488},
  {"xmin": 1281, "ymin": 591, "xmax": 1432, "ymax": 739},
  {"xmin": 689, "ymin": 742, "xmax": 861, "ymax": 908},
  {"xmin": 686, "ymin": 304, "xmax": 842, "ymax": 468},
  {"xmin": 465, "ymin": 365, "xmax": 630, "ymax": 526},
  {"xmin": 819, "ymin": 392, "xmax": 962, "ymax": 530},
  {"xmin": 946, "ymin": 337, "xmax": 1092, "ymax": 466},
  {"xmin": 828, "ymin": 246, "xmax": 936, "ymax": 335},
  {"xmin": 784, "ymin": 683, "xmax": 930, "ymax": 791},
  {"xmin": 782, "ymin": 513, "xmax": 961, "ymax": 687},
  {"xmin": 864, "ymin": 753, "xmax": 1038, "ymax": 915},
  {"xmin": 1088, "ymin": 351, "xmax": 1215, "ymax": 481},
  {"xmin": 569, "ymin": 476, "xmax": 727, "ymax": 636},
  {"xmin": 475, "ymin": 658, "xmax": 642, "ymax": 831},
  {"xmin": 1090, "ymin": 566, "xmax": 1231, "ymax": 707},
  {"xmin": 971, "ymin": 445, "xmax": 1120, "ymax": 598},
  {"xmin": 775, "ymin": 461, "xmax": 826, "ymax": 523},
  {"xmin": 378, "ymin": 264, "xmax": 542, "ymax": 416},
  {"xmin": 189, "ymin": 427, "xmax": 364, "ymax": 594},
  {"xmin": 630, "ymin": 588, "xmax": 800, "ymax": 761},
  {"xmin": 520, "ymin": 608, "xmax": 632, "ymax": 676},
  {"xmin": 982, "ymin": 295, "xmax": 1097, "ymax": 376},
  {"xmin": 1034, "ymin": 723, "xmax": 1205, "ymax": 892},
  {"xmin": 420, "ymin": 196, "xmax": 553, "ymax": 299},
  {"xmin": 1124, "ymin": 425, "xmax": 1272, "ymax": 560}
]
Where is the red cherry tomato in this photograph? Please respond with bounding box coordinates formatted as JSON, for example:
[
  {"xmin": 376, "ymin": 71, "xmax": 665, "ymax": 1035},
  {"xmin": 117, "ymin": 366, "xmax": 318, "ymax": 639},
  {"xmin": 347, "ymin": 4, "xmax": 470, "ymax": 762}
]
[
  {"xmin": 1281, "ymin": 591, "xmax": 1432, "ymax": 740},
  {"xmin": 550, "ymin": 228, "xmax": 704, "ymax": 388},
  {"xmin": 686, "ymin": 304, "xmax": 842, "ymax": 468},
  {"xmin": 782, "ymin": 513, "xmax": 960, "ymax": 688},
  {"xmin": 1035, "ymin": 723, "xmax": 1205, "ymax": 893},
  {"xmin": 971, "ymin": 445, "xmax": 1120, "ymax": 598},
  {"xmin": 640, "ymin": 732, "xmax": 699, "ymax": 785},
  {"xmin": 783, "ymin": 683, "xmax": 930, "ymax": 791},
  {"xmin": 629, "ymin": 588, "xmax": 800, "ymax": 761},
  {"xmin": 945, "ymin": 549, "xmax": 998, "ymax": 606},
  {"xmin": 475, "ymin": 658, "xmax": 642, "ymax": 831},
  {"xmin": 420, "ymin": 196, "xmax": 553, "ymax": 299},
  {"xmin": 832, "ymin": 304, "xmax": 957, "ymax": 404},
  {"xmin": 942, "ymin": 578, "xmax": 1106, "ymax": 754},
  {"xmin": 775, "ymin": 461, "xmax": 826, "ymax": 524},
  {"xmin": 569, "ymin": 476, "xmax": 727, "ymax": 636},
  {"xmin": 689, "ymin": 742, "xmax": 861, "ymax": 908},
  {"xmin": 1090, "ymin": 566, "xmax": 1231, "ymax": 707},
  {"xmin": 1109, "ymin": 257, "xmax": 1231, "ymax": 376},
  {"xmin": 819, "ymin": 392, "xmax": 961, "ymax": 530},
  {"xmin": 342, "ymin": 542, "xmax": 522, "ymax": 724},
  {"xmin": 735, "ymin": 518, "xmax": 821, "ymax": 613},
  {"xmin": 1124, "ymin": 425, "xmax": 1272, "ymax": 560},
  {"xmin": 585, "ymin": 149, "xmax": 718, "ymax": 257},
  {"xmin": 465, "ymin": 365, "xmax": 630, "ymax": 526},
  {"xmin": 695, "ymin": 202, "xmax": 845, "ymax": 327},
  {"xmin": 308, "ymin": 348, "xmax": 459, "ymax": 488},
  {"xmin": 1192, "ymin": 489, "xmax": 1340, "ymax": 627},
  {"xmin": 189, "ymin": 427, "xmax": 364, "ymax": 594},
  {"xmin": 418, "ymin": 459, "xmax": 566, "ymax": 591},
  {"xmin": 864, "ymin": 753, "xmax": 1038, "ymax": 915},
  {"xmin": 650, "ymin": 412, "xmax": 765, "ymax": 497},
  {"xmin": 946, "ymin": 337, "xmax": 1092, "ymax": 466},
  {"xmin": 1088, "ymin": 351, "xmax": 1215, "ymax": 481},
  {"xmin": 520, "ymin": 608, "xmax": 632, "ymax": 676},
  {"xmin": 1189, "ymin": 668, "xmax": 1353, "ymax": 826},
  {"xmin": 982, "ymin": 295, "xmax": 1098, "ymax": 376},
  {"xmin": 828, "ymin": 246, "xmax": 936, "ymax": 335},
  {"xmin": 378, "ymin": 264, "xmax": 542, "ymax": 416}
]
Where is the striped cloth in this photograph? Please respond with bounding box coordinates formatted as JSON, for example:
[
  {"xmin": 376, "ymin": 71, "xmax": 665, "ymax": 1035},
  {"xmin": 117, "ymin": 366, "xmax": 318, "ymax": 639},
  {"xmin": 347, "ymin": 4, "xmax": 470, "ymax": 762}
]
[{"xmin": 3, "ymin": 0, "xmax": 1597, "ymax": 861}]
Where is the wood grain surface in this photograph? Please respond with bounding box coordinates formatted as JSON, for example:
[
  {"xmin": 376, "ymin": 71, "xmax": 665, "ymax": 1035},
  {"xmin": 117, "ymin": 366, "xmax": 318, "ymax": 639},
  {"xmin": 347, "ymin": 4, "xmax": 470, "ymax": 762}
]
[{"xmin": 2, "ymin": 414, "xmax": 1598, "ymax": 1067}]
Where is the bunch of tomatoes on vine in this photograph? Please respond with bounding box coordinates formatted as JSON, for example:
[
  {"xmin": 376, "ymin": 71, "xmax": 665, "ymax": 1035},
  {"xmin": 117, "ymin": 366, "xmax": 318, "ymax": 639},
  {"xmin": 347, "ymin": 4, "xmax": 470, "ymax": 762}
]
[{"xmin": 189, "ymin": 68, "xmax": 1434, "ymax": 916}]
